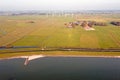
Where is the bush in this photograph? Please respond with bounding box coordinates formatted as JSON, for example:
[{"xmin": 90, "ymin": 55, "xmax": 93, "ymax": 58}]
[{"xmin": 110, "ymin": 21, "xmax": 120, "ymax": 26}]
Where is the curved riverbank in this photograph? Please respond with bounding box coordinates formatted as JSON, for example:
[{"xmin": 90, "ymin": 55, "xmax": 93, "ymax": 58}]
[{"xmin": 1, "ymin": 54, "xmax": 120, "ymax": 60}]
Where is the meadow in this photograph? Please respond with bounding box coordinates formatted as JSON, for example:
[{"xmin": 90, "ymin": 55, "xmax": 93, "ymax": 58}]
[{"xmin": 0, "ymin": 14, "xmax": 120, "ymax": 57}]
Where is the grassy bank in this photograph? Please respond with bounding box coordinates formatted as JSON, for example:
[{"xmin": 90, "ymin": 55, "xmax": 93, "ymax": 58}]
[{"xmin": 0, "ymin": 51, "xmax": 120, "ymax": 59}]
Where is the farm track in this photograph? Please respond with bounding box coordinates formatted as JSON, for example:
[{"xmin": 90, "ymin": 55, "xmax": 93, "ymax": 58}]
[
  {"xmin": 0, "ymin": 21, "xmax": 45, "ymax": 46},
  {"xmin": 0, "ymin": 47, "xmax": 120, "ymax": 53}
]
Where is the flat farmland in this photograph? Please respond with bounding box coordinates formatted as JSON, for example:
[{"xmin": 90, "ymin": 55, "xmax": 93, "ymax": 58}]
[{"xmin": 0, "ymin": 14, "xmax": 120, "ymax": 53}]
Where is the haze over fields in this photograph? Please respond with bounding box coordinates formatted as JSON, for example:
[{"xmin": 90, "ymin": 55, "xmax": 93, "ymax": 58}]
[{"xmin": 0, "ymin": 0, "xmax": 120, "ymax": 11}]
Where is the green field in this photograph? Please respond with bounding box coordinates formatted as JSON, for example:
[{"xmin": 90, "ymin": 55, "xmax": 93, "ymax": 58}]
[{"xmin": 0, "ymin": 14, "xmax": 120, "ymax": 57}]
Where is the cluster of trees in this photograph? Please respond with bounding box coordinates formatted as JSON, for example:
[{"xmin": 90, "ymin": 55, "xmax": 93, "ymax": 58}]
[
  {"xmin": 110, "ymin": 21, "xmax": 120, "ymax": 26},
  {"xmin": 65, "ymin": 21, "xmax": 107, "ymax": 28}
]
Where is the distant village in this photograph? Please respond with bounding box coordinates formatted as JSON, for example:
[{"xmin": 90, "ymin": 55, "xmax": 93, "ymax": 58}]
[
  {"xmin": 0, "ymin": 10, "xmax": 120, "ymax": 16},
  {"xmin": 65, "ymin": 20, "xmax": 120, "ymax": 30}
]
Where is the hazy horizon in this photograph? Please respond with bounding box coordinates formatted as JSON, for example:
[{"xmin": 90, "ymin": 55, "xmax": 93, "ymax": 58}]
[{"xmin": 0, "ymin": 0, "xmax": 120, "ymax": 11}]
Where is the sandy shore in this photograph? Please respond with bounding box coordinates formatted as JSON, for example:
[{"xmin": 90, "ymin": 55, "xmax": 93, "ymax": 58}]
[
  {"xmin": 46, "ymin": 55, "xmax": 120, "ymax": 58},
  {"xmin": 1, "ymin": 55, "xmax": 120, "ymax": 60}
]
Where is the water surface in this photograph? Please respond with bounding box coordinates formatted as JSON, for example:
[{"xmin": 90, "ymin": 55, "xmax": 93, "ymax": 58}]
[{"xmin": 0, "ymin": 57, "xmax": 120, "ymax": 80}]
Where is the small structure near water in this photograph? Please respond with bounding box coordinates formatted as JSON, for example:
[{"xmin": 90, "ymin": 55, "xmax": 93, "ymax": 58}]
[{"xmin": 23, "ymin": 55, "xmax": 45, "ymax": 66}]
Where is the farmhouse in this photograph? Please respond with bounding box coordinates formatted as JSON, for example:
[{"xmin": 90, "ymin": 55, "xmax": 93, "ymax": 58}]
[
  {"xmin": 81, "ymin": 21, "xmax": 95, "ymax": 30},
  {"xmin": 65, "ymin": 21, "xmax": 95, "ymax": 30},
  {"xmin": 65, "ymin": 22, "xmax": 75, "ymax": 28},
  {"xmin": 74, "ymin": 21, "xmax": 80, "ymax": 26}
]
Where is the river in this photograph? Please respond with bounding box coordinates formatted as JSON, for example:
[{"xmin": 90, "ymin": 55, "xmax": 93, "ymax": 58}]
[{"xmin": 0, "ymin": 56, "xmax": 120, "ymax": 80}]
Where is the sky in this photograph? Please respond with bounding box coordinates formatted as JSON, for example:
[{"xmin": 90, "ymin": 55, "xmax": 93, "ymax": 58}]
[{"xmin": 0, "ymin": 0, "xmax": 120, "ymax": 11}]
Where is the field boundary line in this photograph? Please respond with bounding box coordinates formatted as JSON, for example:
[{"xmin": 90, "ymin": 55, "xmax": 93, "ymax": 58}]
[{"xmin": 109, "ymin": 31, "xmax": 120, "ymax": 47}]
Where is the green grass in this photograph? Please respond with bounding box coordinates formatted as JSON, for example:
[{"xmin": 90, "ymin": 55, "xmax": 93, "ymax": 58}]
[
  {"xmin": 96, "ymin": 26, "xmax": 120, "ymax": 48},
  {"xmin": 80, "ymin": 33, "xmax": 99, "ymax": 48},
  {"xmin": 0, "ymin": 51, "xmax": 120, "ymax": 59},
  {"xmin": 0, "ymin": 14, "xmax": 120, "ymax": 58},
  {"xmin": 11, "ymin": 16, "xmax": 120, "ymax": 49},
  {"xmin": 0, "ymin": 15, "xmax": 119, "ymax": 48}
]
